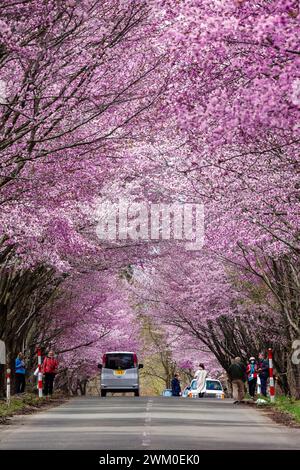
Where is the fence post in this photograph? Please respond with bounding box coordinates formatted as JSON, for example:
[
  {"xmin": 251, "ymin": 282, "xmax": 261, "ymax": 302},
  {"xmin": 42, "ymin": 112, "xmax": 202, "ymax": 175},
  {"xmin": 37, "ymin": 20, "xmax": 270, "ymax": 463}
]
[
  {"xmin": 6, "ymin": 367, "xmax": 11, "ymax": 406},
  {"xmin": 37, "ymin": 348, "xmax": 43, "ymax": 398},
  {"xmin": 268, "ymin": 348, "xmax": 275, "ymax": 402}
]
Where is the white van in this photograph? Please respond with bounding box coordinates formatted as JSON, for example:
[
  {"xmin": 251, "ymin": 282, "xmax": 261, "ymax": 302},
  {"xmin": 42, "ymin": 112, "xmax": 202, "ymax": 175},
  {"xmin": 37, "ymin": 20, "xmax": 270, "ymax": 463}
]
[{"xmin": 98, "ymin": 351, "xmax": 143, "ymax": 397}]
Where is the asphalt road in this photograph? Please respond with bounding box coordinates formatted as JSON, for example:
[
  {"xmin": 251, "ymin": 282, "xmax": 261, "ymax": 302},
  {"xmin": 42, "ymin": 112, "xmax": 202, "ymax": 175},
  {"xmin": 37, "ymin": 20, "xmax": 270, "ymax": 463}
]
[{"xmin": 0, "ymin": 396, "xmax": 299, "ymax": 450}]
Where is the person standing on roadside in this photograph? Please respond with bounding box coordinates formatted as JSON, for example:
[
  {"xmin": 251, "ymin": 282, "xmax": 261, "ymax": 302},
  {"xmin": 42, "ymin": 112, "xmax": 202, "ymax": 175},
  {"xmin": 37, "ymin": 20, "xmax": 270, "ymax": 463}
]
[
  {"xmin": 257, "ymin": 351, "xmax": 269, "ymax": 397},
  {"xmin": 15, "ymin": 352, "xmax": 26, "ymax": 394},
  {"xmin": 171, "ymin": 373, "xmax": 181, "ymax": 397},
  {"xmin": 227, "ymin": 357, "xmax": 246, "ymax": 404},
  {"xmin": 194, "ymin": 363, "xmax": 207, "ymax": 398},
  {"xmin": 246, "ymin": 356, "xmax": 258, "ymax": 399},
  {"xmin": 42, "ymin": 350, "xmax": 58, "ymax": 396}
]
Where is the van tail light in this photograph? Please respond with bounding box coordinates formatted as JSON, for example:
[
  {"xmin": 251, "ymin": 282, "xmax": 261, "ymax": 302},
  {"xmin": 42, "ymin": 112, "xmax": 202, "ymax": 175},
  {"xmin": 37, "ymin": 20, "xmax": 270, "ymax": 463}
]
[
  {"xmin": 133, "ymin": 353, "xmax": 137, "ymax": 368},
  {"xmin": 102, "ymin": 353, "xmax": 106, "ymax": 367}
]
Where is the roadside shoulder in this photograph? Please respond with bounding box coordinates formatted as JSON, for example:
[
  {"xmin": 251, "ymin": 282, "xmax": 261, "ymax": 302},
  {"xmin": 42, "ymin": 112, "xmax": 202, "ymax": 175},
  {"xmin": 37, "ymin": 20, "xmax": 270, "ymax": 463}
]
[
  {"xmin": 243, "ymin": 397, "xmax": 300, "ymax": 428},
  {"xmin": 0, "ymin": 393, "xmax": 69, "ymax": 425}
]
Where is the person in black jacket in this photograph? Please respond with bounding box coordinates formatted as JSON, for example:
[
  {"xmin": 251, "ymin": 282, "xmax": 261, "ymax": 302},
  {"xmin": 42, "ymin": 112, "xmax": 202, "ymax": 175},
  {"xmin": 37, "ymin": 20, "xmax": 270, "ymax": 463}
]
[
  {"xmin": 171, "ymin": 374, "xmax": 181, "ymax": 397},
  {"xmin": 227, "ymin": 357, "xmax": 246, "ymax": 404},
  {"xmin": 258, "ymin": 352, "xmax": 269, "ymax": 397}
]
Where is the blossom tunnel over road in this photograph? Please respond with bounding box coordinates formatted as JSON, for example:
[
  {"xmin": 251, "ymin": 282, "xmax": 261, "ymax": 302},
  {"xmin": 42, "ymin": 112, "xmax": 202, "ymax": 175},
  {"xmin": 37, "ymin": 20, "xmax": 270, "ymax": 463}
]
[{"xmin": 0, "ymin": 0, "xmax": 299, "ymax": 404}]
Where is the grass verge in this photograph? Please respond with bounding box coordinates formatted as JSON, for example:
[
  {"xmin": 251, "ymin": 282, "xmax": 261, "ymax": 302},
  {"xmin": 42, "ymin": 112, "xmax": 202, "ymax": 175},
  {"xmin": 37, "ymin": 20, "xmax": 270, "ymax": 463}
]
[
  {"xmin": 253, "ymin": 395, "xmax": 300, "ymax": 427},
  {"xmin": 0, "ymin": 393, "xmax": 67, "ymax": 424},
  {"xmin": 271, "ymin": 396, "xmax": 300, "ymax": 424}
]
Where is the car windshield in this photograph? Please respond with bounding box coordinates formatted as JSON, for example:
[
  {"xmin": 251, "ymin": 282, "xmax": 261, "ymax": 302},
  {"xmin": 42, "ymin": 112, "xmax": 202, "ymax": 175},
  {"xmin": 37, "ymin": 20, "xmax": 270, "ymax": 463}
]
[
  {"xmin": 191, "ymin": 380, "xmax": 198, "ymax": 390},
  {"xmin": 206, "ymin": 380, "xmax": 222, "ymax": 391},
  {"xmin": 105, "ymin": 353, "xmax": 135, "ymax": 370}
]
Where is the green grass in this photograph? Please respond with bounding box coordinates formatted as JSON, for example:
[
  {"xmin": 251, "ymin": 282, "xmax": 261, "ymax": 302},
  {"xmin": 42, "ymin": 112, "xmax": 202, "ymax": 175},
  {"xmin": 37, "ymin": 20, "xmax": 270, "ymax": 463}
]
[
  {"xmin": 0, "ymin": 394, "xmax": 48, "ymax": 420},
  {"xmin": 244, "ymin": 393, "xmax": 300, "ymax": 425},
  {"xmin": 272, "ymin": 396, "xmax": 300, "ymax": 423}
]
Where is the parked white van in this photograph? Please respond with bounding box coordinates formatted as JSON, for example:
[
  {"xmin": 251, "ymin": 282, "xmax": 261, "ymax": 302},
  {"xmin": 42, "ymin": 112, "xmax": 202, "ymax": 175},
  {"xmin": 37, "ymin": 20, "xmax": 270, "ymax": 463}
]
[{"xmin": 98, "ymin": 351, "xmax": 143, "ymax": 397}]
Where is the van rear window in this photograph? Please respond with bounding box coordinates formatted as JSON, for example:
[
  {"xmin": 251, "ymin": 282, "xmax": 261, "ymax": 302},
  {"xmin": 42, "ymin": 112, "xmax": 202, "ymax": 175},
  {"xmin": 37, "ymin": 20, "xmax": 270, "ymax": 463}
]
[{"xmin": 105, "ymin": 353, "xmax": 135, "ymax": 370}]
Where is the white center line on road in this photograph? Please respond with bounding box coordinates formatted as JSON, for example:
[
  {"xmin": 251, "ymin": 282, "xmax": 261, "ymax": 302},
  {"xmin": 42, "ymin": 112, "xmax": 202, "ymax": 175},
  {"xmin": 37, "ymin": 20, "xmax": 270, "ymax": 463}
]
[{"xmin": 142, "ymin": 398, "xmax": 153, "ymax": 447}]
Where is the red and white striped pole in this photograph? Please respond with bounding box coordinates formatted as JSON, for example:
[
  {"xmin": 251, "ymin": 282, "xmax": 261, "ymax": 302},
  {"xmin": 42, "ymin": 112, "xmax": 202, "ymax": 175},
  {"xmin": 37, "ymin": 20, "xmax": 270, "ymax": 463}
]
[
  {"xmin": 37, "ymin": 348, "xmax": 43, "ymax": 398},
  {"xmin": 268, "ymin": 348, "xmax": 275, "ymax": 402},
  {"xmin": 6, "ymin": 367, "xmax": 11, "ymax": 406}
]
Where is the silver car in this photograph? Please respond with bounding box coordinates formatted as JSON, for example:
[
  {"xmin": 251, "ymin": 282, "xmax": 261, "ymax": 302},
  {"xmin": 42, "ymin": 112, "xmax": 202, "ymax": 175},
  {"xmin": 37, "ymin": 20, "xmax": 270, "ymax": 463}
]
[{"xmin": 98, "ymin": 351, "xmax": 143, "ymax": 397}]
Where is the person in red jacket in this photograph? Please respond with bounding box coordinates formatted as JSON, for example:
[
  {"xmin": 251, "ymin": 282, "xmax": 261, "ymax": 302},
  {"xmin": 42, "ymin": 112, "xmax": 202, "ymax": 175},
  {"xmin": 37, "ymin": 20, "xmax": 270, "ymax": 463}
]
[
  {"xmin": 246, "ymin": 356, "xmax": 258, "ymax": 399},
  {"xmin": 42, "ymin": 350, "xmax": 58, "ymax": 396}
]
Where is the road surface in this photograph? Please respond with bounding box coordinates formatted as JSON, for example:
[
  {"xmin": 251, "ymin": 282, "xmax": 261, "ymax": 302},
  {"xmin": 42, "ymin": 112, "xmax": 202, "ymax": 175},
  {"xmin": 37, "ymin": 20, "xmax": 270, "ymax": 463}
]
[{"xmin": 0, "ymin": 397, "xmax": 299, "ymax": 450}]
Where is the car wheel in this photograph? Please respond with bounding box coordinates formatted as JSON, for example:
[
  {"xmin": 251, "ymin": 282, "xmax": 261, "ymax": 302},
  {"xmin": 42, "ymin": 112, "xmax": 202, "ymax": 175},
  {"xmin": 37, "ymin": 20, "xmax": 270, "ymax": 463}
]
[
  {"xmin": 134, "ymin": 390, "xmax": 140, "ymax": 397},
  {"xmin": 101, "ymin": 390, "xmax": 107, "ymax": 397}
]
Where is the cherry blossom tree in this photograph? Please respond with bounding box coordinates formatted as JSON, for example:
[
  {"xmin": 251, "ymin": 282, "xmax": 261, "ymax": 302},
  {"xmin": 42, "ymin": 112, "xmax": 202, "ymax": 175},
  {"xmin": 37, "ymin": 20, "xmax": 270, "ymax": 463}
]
[{"xmin": 1, "ymin": 0, "xmax": 299, "ymax": 398}]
